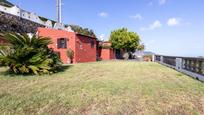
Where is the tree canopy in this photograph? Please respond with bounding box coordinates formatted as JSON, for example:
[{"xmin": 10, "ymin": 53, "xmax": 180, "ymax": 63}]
[
  {"xmin": 137, "ymin": 43, "xmax": 145, "ymax": 51},
  {"xmin": 109, "ymin": 28, "xmax": 141, "ymax": 52},
  {"xmin": 66, "ymin": 25, "xmax": 96, "ymax": 38}
]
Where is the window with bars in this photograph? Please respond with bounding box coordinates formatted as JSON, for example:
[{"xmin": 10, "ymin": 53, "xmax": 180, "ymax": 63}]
[{"xmin": 57, "ymin": 38, "xmax": 67, "ymax": 49}]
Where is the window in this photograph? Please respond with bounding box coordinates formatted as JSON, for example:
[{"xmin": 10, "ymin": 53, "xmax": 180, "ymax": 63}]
[
  {"xmin": 57, "ymin": 38, "xmax": 67, "ymax": 49},
  {"xmin": 91, "ymin": 41, "xmax": 94, "ymax": 48}
]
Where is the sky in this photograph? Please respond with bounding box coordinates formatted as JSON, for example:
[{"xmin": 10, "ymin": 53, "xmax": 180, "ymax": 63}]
[{"xmin": 8, "ymin": 0, "xmax": 204, "ymax": 57}]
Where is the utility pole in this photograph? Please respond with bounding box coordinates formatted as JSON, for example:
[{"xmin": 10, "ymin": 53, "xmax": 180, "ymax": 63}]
[{"xmin": 56, "ymin": 0, "xmax": 62, "ymax": 23}]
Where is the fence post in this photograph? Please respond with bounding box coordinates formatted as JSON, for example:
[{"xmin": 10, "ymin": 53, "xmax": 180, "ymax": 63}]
[
  {"xmin": 176, "ymin": 58, "xmax": 182, "ymax": 70},
  {"xmin": 160, "ymin": 56, "xmax": 163, "ymax": 63},
  {"xmin": 152, "ymin": 54, "xmax": 155, "ymax": 62}
]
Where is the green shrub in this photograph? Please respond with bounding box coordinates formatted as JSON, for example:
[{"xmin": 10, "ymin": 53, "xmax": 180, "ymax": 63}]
[
  {"xmin": 67, "ymin": 48, "xmax": 74, "ymax": 63},
  {"xmin": 0, "ymin": 45, "xmax": 11, "ymax": 66},
  {"xmin": 0, "ymin": 33, "xmax": 62, "ymax": 75}
]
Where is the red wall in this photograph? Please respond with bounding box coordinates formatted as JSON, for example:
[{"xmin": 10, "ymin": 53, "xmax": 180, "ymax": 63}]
[
  {"xmin": 110, "ymin": 49, "xmax": 116, "ymax": 59},
  {"xmin": 38, "ymin": 28, "xmax": 76, "ymax": 64},
  {"xmin": 100, "ymin": 48, "xmax": 115, "ymax": 60},
  {"xmin": 75, "ymin": 34, "xmax": 97, "ymax": 63},
  {"xmin": 37, "ymin": 28, "xmax": 97, "ymax": 64}
]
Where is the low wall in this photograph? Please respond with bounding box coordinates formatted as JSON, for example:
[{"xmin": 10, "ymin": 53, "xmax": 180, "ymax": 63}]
[
  {"xmin": 100, "ymin": 48, "xmax": 115, "ymax": 60},
  {"xmin": 155, "ymin": 55, "xmax": 204, "ymax": 82},
  {"xmin": 0, "ymin": 11, "xmax": 44, "ymax": 33}
]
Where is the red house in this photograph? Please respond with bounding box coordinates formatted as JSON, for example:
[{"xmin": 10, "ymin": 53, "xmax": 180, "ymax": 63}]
[
  {"xmin": 0, "ymin": 28, "xmax": 119, "ymax": 64},
  {"xmin": 38, "ymin": 28, "xmax": 97, "ymax": 64}
]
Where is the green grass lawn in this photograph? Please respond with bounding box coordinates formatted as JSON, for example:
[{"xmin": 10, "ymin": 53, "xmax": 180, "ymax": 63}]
[{"xmin": 0, "ymin": 61, "xmax": 204, "ymax": 114}]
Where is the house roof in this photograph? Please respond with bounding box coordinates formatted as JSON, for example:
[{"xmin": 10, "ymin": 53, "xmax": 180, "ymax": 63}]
[
  {"xmin": 103, "ymin": 41, "xmax": 111, "ymax": 43},
  {"xmin": 76, "ymin": 33, "xmax": 97, "ymax": 40}
]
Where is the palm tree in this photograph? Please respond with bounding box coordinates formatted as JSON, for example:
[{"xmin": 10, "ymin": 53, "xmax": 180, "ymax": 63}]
[{"xmin": 0, "ymin": 33, "xmax": 62, "ymax": 75}]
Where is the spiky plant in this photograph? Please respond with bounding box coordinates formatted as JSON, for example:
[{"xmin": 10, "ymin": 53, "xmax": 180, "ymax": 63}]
[{"xmin": 0, "ymin": 33, "xmax": 62, "ymax": 75}]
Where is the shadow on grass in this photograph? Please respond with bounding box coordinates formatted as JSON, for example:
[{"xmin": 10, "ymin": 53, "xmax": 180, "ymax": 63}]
[
  {"xmin": 0, "ymin": 69, "xmax": 21, "ymax": 77},
  {"xmin": 0, "ymin": 65, "xmax": 74, "ymax": 77},
  {"xmin": 57, "ymin": 65, "xmax": 74, "ymax": 73}
]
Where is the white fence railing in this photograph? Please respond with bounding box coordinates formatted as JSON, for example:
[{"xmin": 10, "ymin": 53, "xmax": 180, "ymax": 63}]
[{"xmin": 155, "ymin": 55, "xmax": 204, "ymax": 82}]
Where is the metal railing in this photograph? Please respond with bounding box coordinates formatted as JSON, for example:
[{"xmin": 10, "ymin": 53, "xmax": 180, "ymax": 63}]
[
  {"xmin": 163, "ymin": 56, "xmax": 176, "ymax": 67},
  {"xmin": 155, "ymin": 55, "xmax": 161, "ymax": 61},
  {"xmin": 183, "ymin": 57, "xmax": 204, "ymax": 76},
  {"xmin": 155, "ymin": 55, "xmax": 204, "ymax": 79}
]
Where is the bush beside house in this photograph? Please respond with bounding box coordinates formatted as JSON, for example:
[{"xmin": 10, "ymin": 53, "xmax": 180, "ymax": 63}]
[
  {"xmin": 67, "ymin": 48, "xmax": 74, "ymax": 64},
  {"xmin": 0, "ymin": 33, "xmax": 62, "ymax": 75}
]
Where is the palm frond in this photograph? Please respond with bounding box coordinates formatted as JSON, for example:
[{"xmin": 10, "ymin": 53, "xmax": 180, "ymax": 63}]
[{"xmin": 0, "ymin": 33, "xmax": 62, "ymax": 75}]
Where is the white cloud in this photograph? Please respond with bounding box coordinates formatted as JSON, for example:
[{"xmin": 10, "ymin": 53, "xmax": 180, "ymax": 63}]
[
  {"xmin": 140, "ymin": 20, "xmax": 162, "ymax": 31},
  {"xmin": 130, "ymin": 14, "xmax": 143, "ymax": 20},
  {"xmin": 99, "ymin": 34, "xmax": 105, "ymax": 40},
  {"xmin": 167, "ymin": 18, "xmax": 181, "ymax": 26},
  {"xmin": 98, "ymin": 12, "xmax": 108, "ymax": 18},
  {"xmin": 159, "ymin": 0, "xmax": 167, "ymax": 5}
]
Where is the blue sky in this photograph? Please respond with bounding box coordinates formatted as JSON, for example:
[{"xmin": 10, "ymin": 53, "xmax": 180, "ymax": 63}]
[{"xmin": 9, "ymin": 0, "xmax": 204, "ymax": 56}]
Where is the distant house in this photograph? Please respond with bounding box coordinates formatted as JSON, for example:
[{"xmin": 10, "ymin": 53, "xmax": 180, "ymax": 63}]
[
  {"xmin": 97, "ymin": 41, "xmax": 116, "ymax": 60},
  {"xmin": 97, "ymin": 41, "xmax": 127, "ymax": 60},
  {"xmin": 133, "ymin": 51, "xmax": 155, "ymax": 61}
]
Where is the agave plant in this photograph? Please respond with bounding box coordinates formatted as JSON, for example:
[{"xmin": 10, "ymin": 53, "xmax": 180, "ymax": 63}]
[{"xmin": 0, "ymin": 33, "xmax": 62, "ymax": 75}]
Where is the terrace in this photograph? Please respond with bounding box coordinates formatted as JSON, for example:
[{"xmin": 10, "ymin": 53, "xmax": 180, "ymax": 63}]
[{"xmin": 0, "ymin": 60, "xmax": 204, "ymax": 114}]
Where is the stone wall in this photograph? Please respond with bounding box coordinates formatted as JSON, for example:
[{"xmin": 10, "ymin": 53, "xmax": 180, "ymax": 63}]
[{"xmin": 0, "ymin": 11, "xmax": 44, "ymax": 33}]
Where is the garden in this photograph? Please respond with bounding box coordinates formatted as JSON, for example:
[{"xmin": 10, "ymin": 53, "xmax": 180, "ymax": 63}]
[{"xmin": 0, "ymin": 31, "xmax": 204, "ymax": 114}]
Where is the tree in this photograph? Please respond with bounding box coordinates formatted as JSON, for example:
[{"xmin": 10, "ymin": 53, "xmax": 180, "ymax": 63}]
[
  {"xmin": 0, "ymin": 33, "xmax": 62, "ymax": 75},
  {"xmin": 109, "ymin": 28, "xmax": 140, "ymax": 52},
  {"xmin": 66, "ymin": 25, "xmax": 96, "ymax": 38},
  {"xmin": 137, "ymin": 43, "xmax": 145, "ymax": 51}
]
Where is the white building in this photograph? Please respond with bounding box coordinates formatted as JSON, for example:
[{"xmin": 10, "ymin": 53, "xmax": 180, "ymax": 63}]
[{"xmin": 0, "ymin": 1, "xmax": 72, "ymax": 31}]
